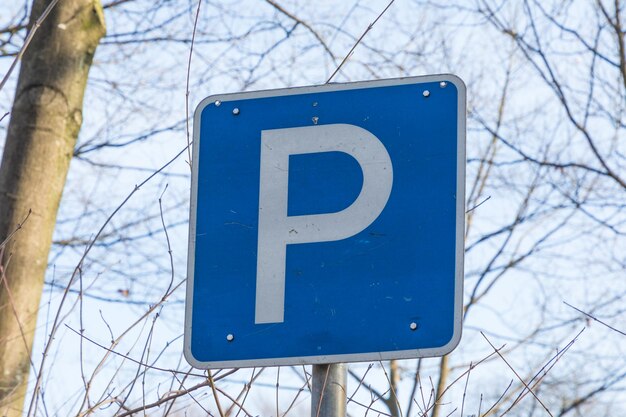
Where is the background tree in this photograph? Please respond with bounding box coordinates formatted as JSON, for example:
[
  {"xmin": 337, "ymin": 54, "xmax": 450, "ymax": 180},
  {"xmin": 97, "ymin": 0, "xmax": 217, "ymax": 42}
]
[
  {"xmin": 0, "ymin": 0, "xmax": 624, "ymax": 416},
  {"xmin": 0, "ymin": 0, "xmax": 105, "ymax": 415}
]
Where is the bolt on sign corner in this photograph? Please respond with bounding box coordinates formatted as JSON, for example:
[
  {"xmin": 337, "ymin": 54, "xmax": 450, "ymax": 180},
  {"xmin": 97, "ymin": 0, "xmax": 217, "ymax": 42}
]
[{"xmin": 185, "ymin": 75, "xmax": 466, "ymax": 369}]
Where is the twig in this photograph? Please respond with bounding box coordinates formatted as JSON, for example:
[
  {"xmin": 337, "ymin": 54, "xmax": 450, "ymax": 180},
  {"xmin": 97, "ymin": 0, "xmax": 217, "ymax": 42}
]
[
  {"xmin": 480, "ymin": 332, "xmax": 553, "ymax": 417},
  {"xmin": 78, "ymin": 264, "xmax": 89, "ymax": 410},
  {"xmin": 315, "ymin": 366, "xmax": 331, "ymax": 417},
  {"xmin": 423, "ymin": 349, "xmax": 501, "ymax": 415},
  {"xmin": 564, "ymin": 301, "xmax": 626, "ymax": 336},
  {"xmin": 349, "ymin": 397, "xmax": 391, "ymax": 416},
  {"xmin": 498, "ymin": 328, "xmax": 584, "ymax": 416},
  {"xmin": 117, "ymin": 374, "xmax": 204, "ymax": 417},
  {"xmin": 158, "ymin": 185, "xmax": 175, "ymax": 295},
  {"xmin": 0, "ymin": 251, "xmax": 38, "ymax": 380},
  {"xmin": 326, "ymin": 0, "xmax": 396, "ymax": 83},
  {"xmin": 378, "ymin": 361, "xmax": 402, "ymax": 417},
  {"xmin": 65, "ymin": 324, "xmax": 206, "ymax": 377},
  {"xmin": 347, "ymin": 363, "xmax": 375, "ymax": 406},
  {"xmin": 213, "ymin": 384, "xmax": 255, "ymax": 417},
  {"xmin": 0, "ymin": 0, "xmax": 61, "ymax": 92},
  {"xmin": 0, "ymin": 209, "xmax": 31, "ymax": 250},
  {"xmin": 208, "ymin": 369, "xmax": 226, "ymax": 417},
  {"xmin": 460, "ymin": 362, "xmax": 472, "ymax": 417},
  {"xmin": 170, "ymin": 372, "xmax": 211, "ymax": 415},
  {"xmin": 185, "ymin": 0, "xmax": 202, "ymax": 170},
  {"xmin": 480, "ymin": 380, "xmax": 512, "ymax": 416},
  {"xmin": 265, "ymin": 0, "xmax": 337, "ymax": 62},
  {"xmin": 98, "ymin": 310, "xmax": 115, "ymax": 344},
  {"xmin": 281, "ymin": 369, "xmax": 310, "ymax": 416},
  {"xmin": 405, "ymin": 358, "xmax": 422, "ymax": 417},
  {"xmin": 159, "ymin": 360, "xmax": 189, "ymax": 417},
  {"xmin": 466, "ymin": 196, "xmax": 491, "ymax": 213},
  {"xmin": 114, "ymin": 309, "xmax": 161, "ymax": 414},
  {"xmin": 231, "ymin": 368, "xmax": 264, "ymax": 417}
]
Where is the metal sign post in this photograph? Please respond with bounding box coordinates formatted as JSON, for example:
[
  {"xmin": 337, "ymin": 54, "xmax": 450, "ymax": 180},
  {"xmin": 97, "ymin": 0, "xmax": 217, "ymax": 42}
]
[{"xmin": 311, "ymin": 364, "xmax": 347, "ymax": 417}]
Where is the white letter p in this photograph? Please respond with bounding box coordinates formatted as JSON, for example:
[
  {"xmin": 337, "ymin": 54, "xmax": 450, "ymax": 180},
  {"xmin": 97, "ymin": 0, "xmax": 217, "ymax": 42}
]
[{"xmin": 255, "ymin": 124, "xmax": 393, "ymax": 324}]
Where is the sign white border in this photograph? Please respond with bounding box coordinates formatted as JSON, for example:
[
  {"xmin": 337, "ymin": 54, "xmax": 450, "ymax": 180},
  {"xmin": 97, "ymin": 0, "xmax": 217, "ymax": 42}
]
[{"xmin": 184, "ymin": 74, "xmax": 466, "ymax": 369}]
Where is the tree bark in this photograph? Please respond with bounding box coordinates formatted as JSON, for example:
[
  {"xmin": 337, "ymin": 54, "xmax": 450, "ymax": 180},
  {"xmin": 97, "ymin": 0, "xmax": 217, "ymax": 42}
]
[{"xmin": 0, "ymin": 0, "xmax": 105, "ymax": 415}]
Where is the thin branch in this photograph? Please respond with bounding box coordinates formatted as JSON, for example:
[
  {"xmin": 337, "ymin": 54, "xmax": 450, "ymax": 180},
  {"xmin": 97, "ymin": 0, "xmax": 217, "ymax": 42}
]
[
  {"xmin": 564, "ymin": 301, "xmax": 626, "ymax": 337},
  {"xmin": 116, "ymin": 379, "xmax": 212, "ymax": 417},
  {"xmin": 0, "ymin": 0, "xmax": 61, "ymax": 92},
  {"xmin": 0, "ymin": 252, "xmax": 38, "ymax": 382},
  {"xmin": 498, "ymin": 328, "xmax": 584, "ymax": 416},
  {"xmin": 185, "ymin": 0, "xmax": 202, "ymax": 170},
  {"xmin": 158, "ymin": 185, "xmax": 175, "ymax": 295},
  {"xmin": 208, "ymin": 369, "xmax": 226, "ymax": 417},
  {"xmin": 480, "ymin": 332, "xmax": 553, "ymax": 417},
  {"xmin": 264, "ymin": 0, "xmax": 337, "ymax": 61},
  {"xmin": 466, "ymin": 195, "xmax": 491, "ymax": 214},
  {"xmin": 65, "ymin": 324, "xmax": 205, "ymax": 377},
  {"xmin": 326, "ymin": 0, "xmax": 395, "ymax": 83},
  {"xmin": 0, "ymin": 209, "xmax": 31, "ymax": 250}
]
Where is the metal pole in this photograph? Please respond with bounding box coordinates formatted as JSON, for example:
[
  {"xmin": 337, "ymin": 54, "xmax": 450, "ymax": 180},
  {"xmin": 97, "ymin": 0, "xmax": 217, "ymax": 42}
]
[{"xmin": 311, "ymin": 363, "xmax": 347, "ymax": 417}]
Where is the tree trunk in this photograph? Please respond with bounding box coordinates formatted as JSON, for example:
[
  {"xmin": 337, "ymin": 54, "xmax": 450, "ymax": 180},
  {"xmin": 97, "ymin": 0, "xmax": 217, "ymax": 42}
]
[{"xmin": 0, "ymin": 0, "xmax": 105, "ymax": 415}]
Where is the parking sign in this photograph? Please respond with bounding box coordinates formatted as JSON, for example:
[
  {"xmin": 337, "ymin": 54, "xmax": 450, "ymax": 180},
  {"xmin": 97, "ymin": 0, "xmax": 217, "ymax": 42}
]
[{"xmin": 185, "ymin": 75, "xmax": 466, "ymax": 368}]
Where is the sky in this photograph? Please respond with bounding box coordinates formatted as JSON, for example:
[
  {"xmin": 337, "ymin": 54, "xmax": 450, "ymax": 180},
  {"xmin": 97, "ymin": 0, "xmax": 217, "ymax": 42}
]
[{"xmin": 1, "ymin": 0, "xmax": 625, "ymax": 415}]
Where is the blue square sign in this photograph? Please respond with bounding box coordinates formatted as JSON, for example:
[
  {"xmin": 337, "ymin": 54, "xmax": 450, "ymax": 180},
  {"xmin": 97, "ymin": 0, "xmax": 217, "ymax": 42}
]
[{"xmin": 185, "ymin": 75, "xmax": 466, "ymax": 368}]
